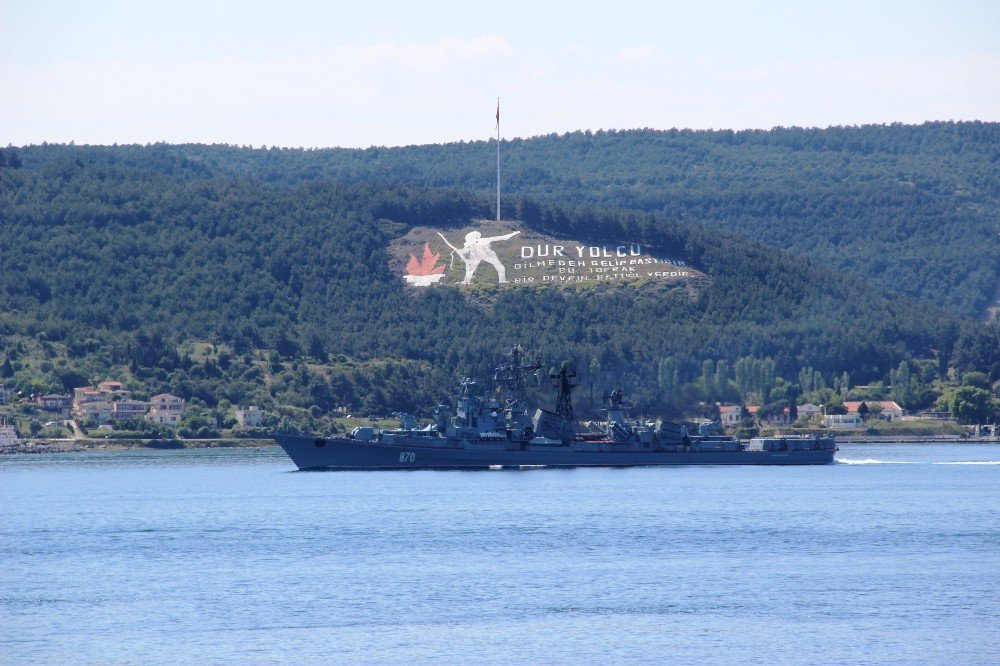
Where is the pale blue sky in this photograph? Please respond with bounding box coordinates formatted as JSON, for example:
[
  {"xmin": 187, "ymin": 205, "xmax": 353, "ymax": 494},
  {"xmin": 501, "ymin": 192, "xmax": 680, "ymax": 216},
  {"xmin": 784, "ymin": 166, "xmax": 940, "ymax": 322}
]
[{"xmin": 2, "ymin": 0, "xmax": 998, "ymax": 147}]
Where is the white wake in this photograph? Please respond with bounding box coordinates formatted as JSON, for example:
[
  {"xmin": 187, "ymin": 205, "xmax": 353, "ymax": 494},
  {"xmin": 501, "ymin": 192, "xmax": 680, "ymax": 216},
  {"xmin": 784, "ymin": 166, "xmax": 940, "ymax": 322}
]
[{"xmin": 838, "ymin": 458, "xmax": 1000, "ymax": 466}]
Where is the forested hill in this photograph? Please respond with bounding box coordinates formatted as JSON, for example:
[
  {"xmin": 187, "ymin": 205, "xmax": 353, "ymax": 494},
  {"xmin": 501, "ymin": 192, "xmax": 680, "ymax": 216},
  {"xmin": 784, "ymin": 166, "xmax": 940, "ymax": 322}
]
[
  {"xmin": 13, "ymin": 121, "xmax": 1000, "ymax": 318},
  {"xmin": 2, "ymin": 151, "xmax": 998, "ymax": 420}
]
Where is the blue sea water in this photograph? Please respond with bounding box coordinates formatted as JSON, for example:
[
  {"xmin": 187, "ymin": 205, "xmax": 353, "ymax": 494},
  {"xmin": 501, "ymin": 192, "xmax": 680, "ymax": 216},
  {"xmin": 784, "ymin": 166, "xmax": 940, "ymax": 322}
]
[{"xmin": 2, "ymin": 443, "xmax": 999, "ymax": 665}]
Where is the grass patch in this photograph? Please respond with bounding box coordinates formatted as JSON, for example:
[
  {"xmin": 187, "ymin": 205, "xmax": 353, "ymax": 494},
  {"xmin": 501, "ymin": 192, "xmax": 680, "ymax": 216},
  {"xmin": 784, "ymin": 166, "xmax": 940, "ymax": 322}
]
[{"xmin": 866, "ymin": 419, "xmax": 967, "ymax": 436}]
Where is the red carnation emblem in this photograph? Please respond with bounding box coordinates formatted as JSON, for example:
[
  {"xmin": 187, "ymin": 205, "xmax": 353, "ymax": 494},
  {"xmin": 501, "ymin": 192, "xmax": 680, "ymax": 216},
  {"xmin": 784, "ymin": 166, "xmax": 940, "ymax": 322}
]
[{"xmin": 404, "ymin": 243, "xmax": 447, "ymax": 286}]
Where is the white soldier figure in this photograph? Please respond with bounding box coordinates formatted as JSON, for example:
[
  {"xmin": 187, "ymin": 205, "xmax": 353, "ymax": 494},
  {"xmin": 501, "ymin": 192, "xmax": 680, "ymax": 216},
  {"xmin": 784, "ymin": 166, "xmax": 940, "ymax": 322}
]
[{"xmin": 438, "ymin": 230, "xmax": 521, "ymax": 284}]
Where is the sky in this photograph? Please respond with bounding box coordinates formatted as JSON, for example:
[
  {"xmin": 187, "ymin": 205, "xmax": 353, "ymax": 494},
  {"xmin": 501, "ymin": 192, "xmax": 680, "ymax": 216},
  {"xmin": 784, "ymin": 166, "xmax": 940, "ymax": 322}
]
[{"xmin": 2, "ymin": 0, "xmax": 999, "ymax": 148}]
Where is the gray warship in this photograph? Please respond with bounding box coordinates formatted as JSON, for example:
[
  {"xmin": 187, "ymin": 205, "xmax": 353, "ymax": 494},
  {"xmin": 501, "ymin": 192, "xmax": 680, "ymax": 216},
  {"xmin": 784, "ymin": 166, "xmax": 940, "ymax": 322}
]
[{"xmin": 273, "ymin": 348, "xmax": 837, "ymax": 469}]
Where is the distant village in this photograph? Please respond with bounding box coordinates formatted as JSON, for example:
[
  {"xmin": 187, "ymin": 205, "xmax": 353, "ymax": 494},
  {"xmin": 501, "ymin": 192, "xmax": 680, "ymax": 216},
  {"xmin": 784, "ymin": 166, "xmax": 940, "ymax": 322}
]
[
  {"xmin": 719, "ymin": 400, "xmax": 905, "ymax": 430},
  {"xmin": 0, "ymin": 380, "xmax": 264, "ymax": 436}
]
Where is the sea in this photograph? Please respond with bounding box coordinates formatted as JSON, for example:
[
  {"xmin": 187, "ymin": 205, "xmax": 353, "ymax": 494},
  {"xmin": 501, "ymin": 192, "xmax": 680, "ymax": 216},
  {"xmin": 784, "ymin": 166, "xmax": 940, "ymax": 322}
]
[{"xmin": 2, "ymin": 443, "xmax": 999, "ymax": 665}]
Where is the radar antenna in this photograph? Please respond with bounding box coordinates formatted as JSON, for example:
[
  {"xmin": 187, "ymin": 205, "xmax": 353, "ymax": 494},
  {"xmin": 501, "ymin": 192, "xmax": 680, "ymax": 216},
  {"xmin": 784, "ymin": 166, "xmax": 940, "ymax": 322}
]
[
  {"xmin": 494, "ymin": 345, "xmax": 542, "ymax": 409},
  {"xmin": 550, "ymin": 361, "xmax": 579, "ymax": 421}
]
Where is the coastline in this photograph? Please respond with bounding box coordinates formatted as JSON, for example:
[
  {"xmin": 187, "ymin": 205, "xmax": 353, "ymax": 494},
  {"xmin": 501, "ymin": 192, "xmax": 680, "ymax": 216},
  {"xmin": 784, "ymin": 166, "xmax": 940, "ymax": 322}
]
[
  {"xmin": 835, "ymin": 434, "xmax": 999, "ymax": 443},
  {"xmin": 0, "ymin": 438, "xmax": 277, "ymax": 455}
]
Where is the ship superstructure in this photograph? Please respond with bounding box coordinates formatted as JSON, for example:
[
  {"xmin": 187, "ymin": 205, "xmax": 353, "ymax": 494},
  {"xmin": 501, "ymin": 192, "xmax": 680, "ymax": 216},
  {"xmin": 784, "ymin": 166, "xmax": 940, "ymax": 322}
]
[{"xmin": 273, "ymin": 349, "xmax": 837, "ymax": 470}]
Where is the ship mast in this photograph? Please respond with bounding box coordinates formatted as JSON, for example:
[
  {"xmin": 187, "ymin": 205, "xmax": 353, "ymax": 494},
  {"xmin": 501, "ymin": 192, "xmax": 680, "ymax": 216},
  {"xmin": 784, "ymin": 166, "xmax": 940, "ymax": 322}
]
[
  {"xmin": 551, "ymin": 361, "xmax": 579, "ymax": 421},
  {"xmin": 496, "ymin": 98, "xmax": 500, "ymax": 222},
  {"xmin": 494, "ymin": 345, "xmax": 542, "ymax": 410}
]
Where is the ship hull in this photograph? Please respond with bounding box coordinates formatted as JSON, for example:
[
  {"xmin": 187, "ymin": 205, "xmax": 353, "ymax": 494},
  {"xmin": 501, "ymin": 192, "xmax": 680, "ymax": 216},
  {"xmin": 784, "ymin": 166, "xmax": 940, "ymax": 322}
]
[{"xmin": 274, "ymin": 434, "xmax": 836, "ymax": 470}]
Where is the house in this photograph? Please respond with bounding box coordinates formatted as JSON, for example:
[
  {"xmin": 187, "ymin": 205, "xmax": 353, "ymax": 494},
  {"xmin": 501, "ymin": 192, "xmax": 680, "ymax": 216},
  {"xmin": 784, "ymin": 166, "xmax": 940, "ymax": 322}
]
[
  {"xmin": 146, "ymin": 394, "xmax": 186, "ymax": 426},
  {"xmin": 844, "ymin": 400, "xmax": 903, "ymax": 421},
  {"xmin": 0, "ymin": 386, "xmax": 11, "ymax": 404},
  {"xmin": 796, "ymin": 403, "xmax": 823, "ymax": 421},
  {"xmin": 97, "ymin": 380, "xmax": 129, "ymax": 397},
  {"xmin": 234, "ymin": 405, "xmax": 264, "ymax": 427},
  {"xmin": 73, "ymin": 387, "xmax": 102, "ymax": 409},
  {"xmin": 74, "ymin": 382, "xmax": 131, "ymax": 407},
  {"xmin": 112, "ymin": 400, "xmax": 149, "ymax": 422},
  {"xmin": 36, "ymin": 394, "xmax": 72, "ymax": 413},
  {"xmin": 718, "ymin": 404, "xmax": 743, "ymax": 427},
  {"xmin": 824, "ymin": 413, "xmax": 865, "ymax": 429},
  {"xmin": 98, "ymin": 381, "xmax": 132, "ymax": 401},
  {"xmin": 78, "ymin": 400, "xmax": 115, "ymax": 423}
]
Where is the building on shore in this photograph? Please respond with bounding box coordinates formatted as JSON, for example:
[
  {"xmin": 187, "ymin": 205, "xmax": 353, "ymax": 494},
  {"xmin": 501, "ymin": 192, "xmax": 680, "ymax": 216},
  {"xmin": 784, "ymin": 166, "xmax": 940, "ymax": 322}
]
[
  {"xmin": 74, "ymin": 382, "xmax": 132, "ymax": 408},
  {"xmin": 796, "ymin": 403, "xmax": 824, "ymax": 421},
  {"xmin": 36, "ymin": 393, "xmax": 72, "ymax": 413},
  {"xmin": 234, "ymin": 405, "xmax": 264, "ymax": 427},
  {"xmin": 97, "ymin": 381, "xmax": 130, "ymax": 399},
  {"xmin": 112, "ymin": 400, "xmax": 150, "ymax": 422},
  {"xmin": 74, "ymin": 381, "xmax": 142, "ymax": 422},
  {"xmin": 824, "ymin": 413, "xmax": 865, "ymax": 429},
  {"xmin": 146, "ymin": 394, "xmax": 186, "ymax": 426},
  {"xmin": 718, "ymin": 404, "xmax": 743, "ymax": 427},
  {"xmin": 73, "ymin": 387, "xmax": 102, "ymax": 410},
  {"xmin": 845, "ymin": 400, "xmax": 903, "ymax": 421},
  {"xmin": 77, "ymin": 399, "xmax": 115, "ymax": 423}
]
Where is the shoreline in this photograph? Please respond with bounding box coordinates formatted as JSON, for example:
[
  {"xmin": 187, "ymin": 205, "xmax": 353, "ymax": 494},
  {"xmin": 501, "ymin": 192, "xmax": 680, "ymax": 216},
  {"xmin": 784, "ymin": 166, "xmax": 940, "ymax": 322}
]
[
  {"xmin": 0, "ymin": 438, "xmax": 277, "ymax": 455},
  {"xmin": 835, "ymin": 435, "xmax": 1000, "ymax": 443}
]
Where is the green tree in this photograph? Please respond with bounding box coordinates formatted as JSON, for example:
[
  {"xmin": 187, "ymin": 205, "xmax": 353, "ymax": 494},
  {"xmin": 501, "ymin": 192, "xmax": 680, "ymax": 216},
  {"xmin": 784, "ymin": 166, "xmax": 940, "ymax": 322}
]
[
  {"xmin": 950, "ymin": 386, "xmax": 998, "ymax": 424},
  {"xmin": 825, "ymin": 397, "xmax": 847, "ymax": 415},
  {"xmin": 756, "ymin": 399, "xmax": 788, "ymax": 422},
  {"xmin": 961, "ymin": 371, "xmax": 990, "ymax": 389},
  {"xmin": 856, "ymin": 401, "xmax": 869, "ymax": 419},
  {"xmin": 891, "ymin": 360, "xmax": 913, "ymax": 407}
]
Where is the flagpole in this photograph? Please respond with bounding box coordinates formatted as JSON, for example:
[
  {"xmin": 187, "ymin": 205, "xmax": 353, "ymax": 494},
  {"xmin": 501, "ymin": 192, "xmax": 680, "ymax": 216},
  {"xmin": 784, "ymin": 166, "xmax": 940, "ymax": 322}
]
[{"xmin": 496, "ymin": 97, "xmax": 500, "ymax": 222}]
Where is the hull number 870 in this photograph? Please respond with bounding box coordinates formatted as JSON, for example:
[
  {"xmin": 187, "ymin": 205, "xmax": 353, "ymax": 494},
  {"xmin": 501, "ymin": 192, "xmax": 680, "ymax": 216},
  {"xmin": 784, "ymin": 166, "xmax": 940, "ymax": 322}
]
[{"xmin": 399, "ymin": 452, "xmax": 416, "ymax": 463}]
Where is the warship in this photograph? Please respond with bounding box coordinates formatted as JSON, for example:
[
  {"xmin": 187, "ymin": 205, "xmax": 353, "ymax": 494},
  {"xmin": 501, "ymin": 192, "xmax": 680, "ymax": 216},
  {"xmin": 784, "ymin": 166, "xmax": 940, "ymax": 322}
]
[{"xmin": 273, "ymin": 348, "xmax": 837, "ymax": 470}]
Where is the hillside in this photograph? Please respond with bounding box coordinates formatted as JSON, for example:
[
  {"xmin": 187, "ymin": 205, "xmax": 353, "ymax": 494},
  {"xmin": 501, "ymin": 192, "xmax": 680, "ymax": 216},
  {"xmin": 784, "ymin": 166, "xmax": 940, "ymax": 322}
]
[
  {"xmin": 3, "ymin": 150, "xmax": 997, "ymax": 430},
  {"xmin": 13, "ymin": 121, "xmax": 1000, "ymax": 318}
]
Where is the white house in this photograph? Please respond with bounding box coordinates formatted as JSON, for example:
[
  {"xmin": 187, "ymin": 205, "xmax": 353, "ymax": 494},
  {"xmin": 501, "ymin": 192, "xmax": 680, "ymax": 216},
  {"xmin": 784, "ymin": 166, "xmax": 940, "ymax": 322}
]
[
  {"xmin": 845, "ymin": 401, "xmax": 904, "ymax": 421},
  {"xmin": 718, "ymin": 404, "xmax": 743, "ymax": 427},
  {"xmin": 37, "ymin": 393, "xmax": 72, "ymax": 413},
  {"xmin": 824, "ymin": 413, "xmax": 865, "ymax": 429},
  {"xmin": 78, "ymin": 400, "xmax": 115, "ymax": 423},
  {"xmin": 112, "ymin": 400, "xmax": 149, "ymax": 421},
  {"xmin": 146, "ymin": 394, "xmax": 186, "ymax": 426},
  {"xmin": 235, "ymin": 405, "xmax": 264, "ymax": 427},
  {"xmin": 797, "ymin": 403, "xmax": 824, "ymax": 421}
]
